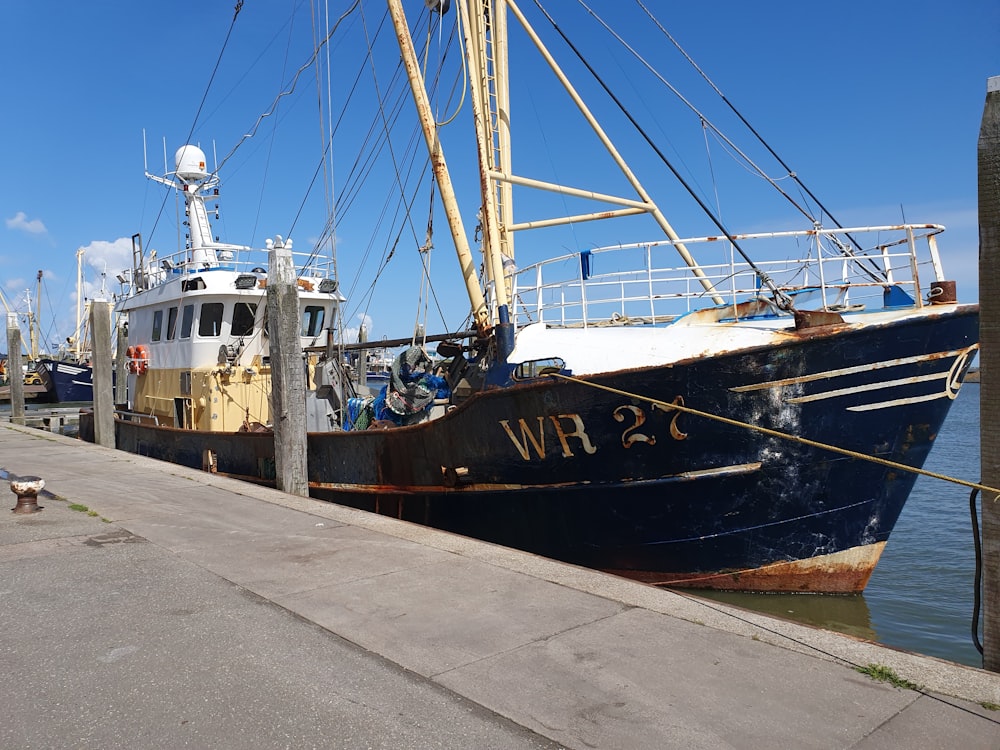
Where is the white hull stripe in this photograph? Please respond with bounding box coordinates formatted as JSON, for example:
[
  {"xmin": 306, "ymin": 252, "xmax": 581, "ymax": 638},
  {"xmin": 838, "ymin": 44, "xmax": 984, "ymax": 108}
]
[
  {"xmin": 677, "ymin": 462, "xmax": 761, "ymax": 480},
  {"xmin": 784, "ymin": 372, "xmax": 948, "ymax": 404},
  {"xmin": 308, "ymin": 462, "xmax": 762, "ymax": 494},
  {"xmin": 846, "ymin": 392, "xmax": 950, "ymax": 412},
  {"xmin": 729, "ymin": 346, "xmax": 973, "ymax": 392},
  {"xmin": 729, "ymin": 344, "xmax": 977, "ymax": 413}
]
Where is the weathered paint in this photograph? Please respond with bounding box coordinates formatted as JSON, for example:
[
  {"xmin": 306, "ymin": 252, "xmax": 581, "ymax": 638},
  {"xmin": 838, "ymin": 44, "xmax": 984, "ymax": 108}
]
[
  {"xmin": 88, "ymin": 304, "xmax": 978, "ymax": 594},
  {"xmin": 607, "ymin": 543, "xmax": 887, "ymax": 593}
]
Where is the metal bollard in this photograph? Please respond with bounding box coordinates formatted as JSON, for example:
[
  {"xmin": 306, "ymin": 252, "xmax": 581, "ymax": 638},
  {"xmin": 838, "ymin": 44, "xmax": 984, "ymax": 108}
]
[{"xmin": 10, "ymin": 475, "xmax": 44, "ymax": 514}]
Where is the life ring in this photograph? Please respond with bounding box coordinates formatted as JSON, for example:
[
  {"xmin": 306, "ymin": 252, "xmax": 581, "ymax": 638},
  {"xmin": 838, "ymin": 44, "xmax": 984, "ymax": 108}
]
[{"xmin": 127, "ymin": 345, "xmax": 149, "ymax": 375}]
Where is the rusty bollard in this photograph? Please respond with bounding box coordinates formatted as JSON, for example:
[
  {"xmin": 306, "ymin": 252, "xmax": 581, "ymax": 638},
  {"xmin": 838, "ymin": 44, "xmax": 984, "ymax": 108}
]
[{"xmin": 10, "ymin": 475, "xmax": 44, "ymax": 514}]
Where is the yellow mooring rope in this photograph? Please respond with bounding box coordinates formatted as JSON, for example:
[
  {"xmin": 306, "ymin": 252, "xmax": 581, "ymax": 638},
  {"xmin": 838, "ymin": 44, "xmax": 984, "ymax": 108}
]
[{"xmin": 546, "ymin": 372, "xmax": 1000, "ymax": 502}]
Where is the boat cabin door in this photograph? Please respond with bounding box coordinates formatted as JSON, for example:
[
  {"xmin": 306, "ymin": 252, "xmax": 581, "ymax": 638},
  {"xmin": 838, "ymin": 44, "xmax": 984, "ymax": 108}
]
[{"xmin": 174, "ymin": 397, "xmax": 193, "ymax": 429}]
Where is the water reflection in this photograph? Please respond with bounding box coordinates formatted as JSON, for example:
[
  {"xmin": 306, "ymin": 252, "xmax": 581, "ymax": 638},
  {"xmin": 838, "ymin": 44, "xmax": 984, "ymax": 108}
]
[{"xmin": 685, "ymin": 590, "xmax": 877, "ymax": 642}]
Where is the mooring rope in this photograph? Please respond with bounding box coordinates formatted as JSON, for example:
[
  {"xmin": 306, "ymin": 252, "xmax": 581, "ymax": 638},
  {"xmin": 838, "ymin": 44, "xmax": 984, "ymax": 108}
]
[{"xmin": 545, "ymin": 372, "xmax": 1000, "ymax": 501}]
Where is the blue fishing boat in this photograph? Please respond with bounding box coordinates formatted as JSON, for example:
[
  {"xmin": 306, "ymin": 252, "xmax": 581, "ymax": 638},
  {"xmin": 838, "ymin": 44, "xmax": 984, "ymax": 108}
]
[
  {"xmin": 36, "ymin": 358, "xmax": 93, "ymax": 403},
  {"xmin": 83, "ymin": 1, "xmax": 978, "ymax": 593}
]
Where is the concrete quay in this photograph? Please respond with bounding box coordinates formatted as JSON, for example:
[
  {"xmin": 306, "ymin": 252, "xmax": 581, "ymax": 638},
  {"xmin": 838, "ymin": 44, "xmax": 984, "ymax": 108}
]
[{"xmin": 1, "ymin": 421, "xmax": 998, "ymax": 749}]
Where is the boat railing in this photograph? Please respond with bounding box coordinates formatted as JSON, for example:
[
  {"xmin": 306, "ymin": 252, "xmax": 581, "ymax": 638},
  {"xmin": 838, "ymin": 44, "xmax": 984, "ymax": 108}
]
[
  {"xmin": 509, "ymin": 224, "xmax": 947, "ymax": 328},
  {"xmin": 115, "ymin": 409, "xmax": 160, "ymax": 426},
  {"xmin": 125, "ymin": 245, "xmax": 337, "ymax": 295}
]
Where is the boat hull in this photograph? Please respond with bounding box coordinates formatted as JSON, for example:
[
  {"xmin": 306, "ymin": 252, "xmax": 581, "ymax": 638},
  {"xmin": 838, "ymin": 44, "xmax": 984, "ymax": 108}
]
[
  {"xmin": 37, "ymin": 359, "xmax": 93, "ymax": 403},
  {"xmin": 93, "ymin": 306, "xmax": 978, "ymax": 593}
]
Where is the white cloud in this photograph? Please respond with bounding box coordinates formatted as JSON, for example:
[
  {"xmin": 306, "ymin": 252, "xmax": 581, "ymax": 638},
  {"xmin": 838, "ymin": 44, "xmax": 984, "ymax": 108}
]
[
  {"xmin": 341, "ymin": 313, "xmax": 373, "ymax": 345},
  {"xmin": 80, "ymin": 238, "xmax": 135, "ymax": 283},
  {"xmin": 34, "ymin": 239, "xmax": 137, "ymax": 346},
  {"xmin": 5, "ymin": 211, "xmax": 47, "ymax": 235}
]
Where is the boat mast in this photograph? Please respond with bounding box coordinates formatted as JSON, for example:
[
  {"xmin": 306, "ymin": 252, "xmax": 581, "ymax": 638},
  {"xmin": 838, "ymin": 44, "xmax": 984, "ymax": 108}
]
[
  {"xmin": 490, "ymin": 3, "xmax": 514, "ymax": 262},
  {"xmin": 460, "ymin": 0, "xmax": 512, "ymax": 315},
  {"xmin": 29, "ymin": 271, "xmax": 41, "ymax": 360},
  {"xmin": 387, "ymin": 0, "xmax": 491, "ymax": 338},
  {"xmin": 492, "ymin": 0, "xmax": 723, "ymax": 304},
  {"xmin": 75, "ymin": 248, "xmax": 84, "ymax": 359}
]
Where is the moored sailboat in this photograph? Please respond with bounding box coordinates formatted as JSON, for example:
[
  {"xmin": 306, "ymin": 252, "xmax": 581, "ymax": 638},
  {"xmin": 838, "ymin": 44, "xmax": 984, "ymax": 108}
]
[
  {"xmin": 84, "ymin": 1, "xmax": 978, "ymax": 593},
  {"xmin": 36, "ymin": 252, "xmax": 96, "ymax": 403}
]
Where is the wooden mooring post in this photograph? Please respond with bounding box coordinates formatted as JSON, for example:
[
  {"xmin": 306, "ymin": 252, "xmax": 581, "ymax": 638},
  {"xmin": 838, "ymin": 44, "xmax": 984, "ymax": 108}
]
[
  {"xmin": 266, "ymin": 237, "xmax": 309, "ymax": 497},
  {"xmin": 115, "ymin": 322, "xmax": 128, "ymax": 405},
  {"xmin": 358, "ymin": 323, "xmax": 368, "ymax": 389},
  {"xmin": 979, "ymin": 74, "xmax": 1000, "ymax": 672},
  {"xmin": 90, "ymin": 300, "xmax": 115, "ymax": 448},
  {"xmin": 6, "ymin": 313, "xmax": 25, "ymax": 425}
]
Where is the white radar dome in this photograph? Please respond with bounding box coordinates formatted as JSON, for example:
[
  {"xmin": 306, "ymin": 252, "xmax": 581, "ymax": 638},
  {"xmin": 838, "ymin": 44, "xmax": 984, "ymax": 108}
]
[{"xmin": 175, "ymin": 145, "xmax": 208, "ymax": 180}]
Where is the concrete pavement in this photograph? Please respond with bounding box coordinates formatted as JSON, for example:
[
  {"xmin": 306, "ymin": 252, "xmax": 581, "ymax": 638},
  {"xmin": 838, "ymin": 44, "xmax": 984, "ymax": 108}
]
[{"xmin": 2, "ymin": 421, "xmax": 998, "ymax": 749}]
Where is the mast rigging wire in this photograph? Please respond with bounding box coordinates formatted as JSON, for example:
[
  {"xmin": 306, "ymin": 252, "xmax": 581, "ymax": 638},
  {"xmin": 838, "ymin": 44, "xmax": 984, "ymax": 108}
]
[
  {"xmin": 631, "ymin": 0, "xmax": 883, "ymax": 277},
  {"xmin": 141, "ymin": 0, "xmax": 248, "ymax": 260},
  {"xmin": 213, "ymin": 1, "xmax": 361, "ymax": 180},
  {"xmin": 340, "ymin": 5, "xmax": 454, "ymax": 336},
  {"xmin": 575, "ymin": 0, "xmax": 818, "ymax": 228},
  {"xmin": 531, "ymin": 0, "xmax": 793, "ymax": 310}
]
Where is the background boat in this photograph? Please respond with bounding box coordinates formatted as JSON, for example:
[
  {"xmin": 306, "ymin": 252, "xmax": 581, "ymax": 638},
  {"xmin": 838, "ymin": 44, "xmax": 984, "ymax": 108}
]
[
  {"xmin": 36, "ymin": 357, "xmax": 93, "ymax": 403},
  {"xmin": 36, "ymin": 250, "xmax": 97, "ymax": 404}
]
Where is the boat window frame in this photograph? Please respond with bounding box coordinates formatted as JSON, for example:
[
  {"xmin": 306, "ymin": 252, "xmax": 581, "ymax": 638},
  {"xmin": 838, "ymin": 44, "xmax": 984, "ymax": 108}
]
[
  {"xmin": 198, "ymin": 302, "xmax": 225, "ymax": 338},
  {"xmin": 302, "ymin": 305, "xmax": 325, "ymax": 337},
  {"xmin": 232, "ymin": 301, "xmax": 257, "ymax": 337},
  {"xmin": 152, "ymin": 310, "xmax": 164, "ymax": 342},
  {"xmin": 166, "ymin": 306, "xmax": 179, "ymax": 341},
  {"xmin": 511, "ymin": 357, "xmax": 567, "ymax": 381},
  {"xmin": 180, "ymin": 304, "xmax": 195, "ymax": 339}
]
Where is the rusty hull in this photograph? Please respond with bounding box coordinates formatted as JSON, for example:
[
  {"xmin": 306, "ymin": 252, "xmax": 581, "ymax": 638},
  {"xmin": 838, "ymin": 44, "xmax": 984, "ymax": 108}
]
[{"xmin": 607, "ymin": 543, "xmax": 887, "ymax": 594}]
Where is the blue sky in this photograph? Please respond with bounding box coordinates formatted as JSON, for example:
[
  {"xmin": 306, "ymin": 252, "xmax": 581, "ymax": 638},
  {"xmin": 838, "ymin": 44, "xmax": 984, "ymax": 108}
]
[{"xmin": 1, "ymin": 1, "xmax": 996, "ymax": 352}]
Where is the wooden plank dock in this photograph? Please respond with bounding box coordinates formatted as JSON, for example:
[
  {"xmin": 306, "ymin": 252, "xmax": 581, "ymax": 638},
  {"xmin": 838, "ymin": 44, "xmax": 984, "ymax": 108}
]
[{"xmin": 0, "ymin": 383, "xmax": 48, "ymax": 401}]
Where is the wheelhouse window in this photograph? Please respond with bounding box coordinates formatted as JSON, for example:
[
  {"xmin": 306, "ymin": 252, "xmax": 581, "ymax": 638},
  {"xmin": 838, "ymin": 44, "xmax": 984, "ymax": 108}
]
[
  {"xmin": 166, "ymin": 306, "xmax": 178, "ymax": 340},
  {"xmin": 232, "ymin": 302, "xmax": 257, "ymax": 337},
  {"xmin": 180, "ymin": 304, "xmax": 195, "ymax": 339},
  {"xmin": 152, "ymin": 310, "xmax": 163, "ymax": 342},
  {"xmin": 199, "ymin": 303, "xmax": 225, "ymax": 337},
  {"xmin": 301, "ymin": 306, "xmax": 325, "ymax": 337}
]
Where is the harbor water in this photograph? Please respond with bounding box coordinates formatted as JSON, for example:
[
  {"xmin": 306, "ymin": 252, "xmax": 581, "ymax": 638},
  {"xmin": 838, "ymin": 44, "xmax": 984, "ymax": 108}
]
[{"xmin": 697, "ymin": 382, "xmax": 984, "ymax": 669}]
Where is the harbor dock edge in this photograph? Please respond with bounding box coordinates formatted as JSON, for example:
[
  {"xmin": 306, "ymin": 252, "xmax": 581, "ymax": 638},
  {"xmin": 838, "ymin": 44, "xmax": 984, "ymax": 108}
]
[{"xmin": 2, "ymin": 421, "xmax": 998, "ymax": 749}]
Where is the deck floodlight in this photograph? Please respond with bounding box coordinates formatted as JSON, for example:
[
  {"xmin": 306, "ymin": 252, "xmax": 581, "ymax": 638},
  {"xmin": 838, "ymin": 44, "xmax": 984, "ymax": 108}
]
[
  {"xmin": 318, "ymin": 278, "xmax": 338, "ymax": 293},
  {"xmin": 235, "ymin": 274, "xmax": 257, "ymax": 289}
]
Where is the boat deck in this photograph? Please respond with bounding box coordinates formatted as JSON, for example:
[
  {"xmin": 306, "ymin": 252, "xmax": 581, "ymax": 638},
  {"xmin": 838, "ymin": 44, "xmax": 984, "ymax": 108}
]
[
  {"xmin": 1, "ymin": 421, "xmax": 997, "ymax": 748},
  {"xmin": 0, "ymin": 383, "xmax": 48, "ymax": 401}
]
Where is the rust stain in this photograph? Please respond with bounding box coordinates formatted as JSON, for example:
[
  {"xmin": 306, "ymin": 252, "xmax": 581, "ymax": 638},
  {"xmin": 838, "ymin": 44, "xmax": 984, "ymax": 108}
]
[
  {"xmin": 605, "ymin": 542, "xmax": 887, "ymax": 594},
  {"xmin": 793, "ymin": 309, "xmax": 846, "ymax": 330}
]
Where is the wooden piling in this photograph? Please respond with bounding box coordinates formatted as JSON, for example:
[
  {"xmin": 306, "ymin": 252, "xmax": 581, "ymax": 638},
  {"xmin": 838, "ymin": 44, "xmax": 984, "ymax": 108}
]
[
  {"xmin": 6, "ymin": 313, "xmax": 25, "ymax": 425},
  {"xmin": 358, "ymin": 324, "xmax": 368, "ymax": 389},
  {"xmin": 114, "ymin": 323, "xmax": 128, "ymax": 405},
  {"xmin": 90, "ymin": 300, "xmax": 115, "ymax": 448},
  {"xmin": 979, "ymin": 74, "xmax": 1000, "ymax": 672},
  {"xmin": 266, "ymin": 239, "xmax": 309, "ymax": 497}
]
